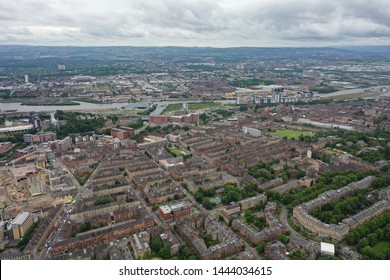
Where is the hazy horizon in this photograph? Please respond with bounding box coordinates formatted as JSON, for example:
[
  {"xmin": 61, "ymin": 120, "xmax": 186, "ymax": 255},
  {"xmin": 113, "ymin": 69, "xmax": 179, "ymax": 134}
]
[{"xmin": 0, "ymin": 43, "xmax": 389, "ymax": 49}]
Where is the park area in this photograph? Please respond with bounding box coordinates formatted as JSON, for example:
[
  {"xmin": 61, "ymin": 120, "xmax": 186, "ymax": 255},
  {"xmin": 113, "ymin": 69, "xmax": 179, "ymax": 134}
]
[
  {"xmin": 373, "ymin": 241, "xmax": 390, "ymax": 255},
  {"xmin": 167, "ymin": 146, "xmax": 188, "ymax": 157},
  {"xmin": 270, "ymin": 129, "xmax": 313, "ymax": 140},
  {"xmin": 161, "ymin": 102, "xmax": 223, "ymax": 114}
]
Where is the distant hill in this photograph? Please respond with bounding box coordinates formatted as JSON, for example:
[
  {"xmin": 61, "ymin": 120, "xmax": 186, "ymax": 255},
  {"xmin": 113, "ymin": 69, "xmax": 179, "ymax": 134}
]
[
  {"xmin": 0, "ymin": 45, "xmax": 388, "ymax": 63},
  {"xmin": 0, "ymin": 45, "xmax": 388, "ymax": 78},
  {"xmin": 332, "ymin": 45, "xmax": 390, "ymax": 54}
]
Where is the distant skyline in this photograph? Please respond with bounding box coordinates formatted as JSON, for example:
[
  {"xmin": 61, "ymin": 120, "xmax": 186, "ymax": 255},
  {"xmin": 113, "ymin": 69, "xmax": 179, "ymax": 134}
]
[{"xmin": 1, "ymin": 0, "xmax": 389, "ymax": 47}]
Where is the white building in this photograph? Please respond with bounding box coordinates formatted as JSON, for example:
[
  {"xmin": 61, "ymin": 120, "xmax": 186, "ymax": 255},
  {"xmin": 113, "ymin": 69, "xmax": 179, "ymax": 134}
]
[
  {"xmin": 320, "ymin": 242, "xmax": 335, "ymax": 256},
  {"xmin": 242, "ymin": 126, "xmax": 261, "ymax": 137}
]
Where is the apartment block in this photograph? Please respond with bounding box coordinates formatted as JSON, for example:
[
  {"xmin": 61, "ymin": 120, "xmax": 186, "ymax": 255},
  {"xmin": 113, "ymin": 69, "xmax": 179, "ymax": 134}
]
[
  {"xmin": 176, "ymin": 214, "xmax": 242, "ymax": 260},
  {"xmin": 24, "ymin": 132, "xmax": 57, "ymax": 143},
  {"xmin": 240, "ymin": 194, "xmax": 267, "ymax": 211},
  {"xmin": 292, "ymin": 176, "xmax": 383, "ymax": 240},
  {"xmin": 51, "ymin": 217, "xmax": 154, "ymax": 255},
  {"xmin": 11, "ymin": 212, "xmax": 34, "ymax": 240}
]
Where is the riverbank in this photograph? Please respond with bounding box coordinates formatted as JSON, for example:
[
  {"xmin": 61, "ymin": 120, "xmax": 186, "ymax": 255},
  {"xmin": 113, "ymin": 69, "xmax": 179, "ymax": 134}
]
[
  {"xmin": 73, "ymin": 98, "xmax": 103, "ymax": 104},
  {"xmin": 318, "ymin": 85, "xmax": 390, "ymax": 98},
  {"xmin": 0, "ymin": 100, "xmax": 234, "ymax": 114},
  {"xmin": 322, "ymin": 91, "xmax": 381, "ymax": 100},
  {"xmin": 21, "ymin": 101, "xmax": 80, "ymax": 106}
]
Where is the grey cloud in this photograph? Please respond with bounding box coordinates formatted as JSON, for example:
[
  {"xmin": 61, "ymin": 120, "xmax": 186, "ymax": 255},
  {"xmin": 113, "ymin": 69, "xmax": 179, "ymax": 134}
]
[{"xmin": 0, "ymin": 0, "xmax": 389, "ymax": 46}]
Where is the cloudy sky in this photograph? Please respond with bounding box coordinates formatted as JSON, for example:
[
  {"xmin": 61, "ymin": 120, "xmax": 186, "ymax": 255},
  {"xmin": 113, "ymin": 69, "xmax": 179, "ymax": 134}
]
[{"xmin": 0, "ymin": 0, "xmax": 389, "ymax": 47}]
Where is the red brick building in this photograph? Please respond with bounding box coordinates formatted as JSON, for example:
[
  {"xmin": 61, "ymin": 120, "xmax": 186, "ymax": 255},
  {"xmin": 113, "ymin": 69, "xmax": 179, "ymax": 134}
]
[
  {"xmin": 149, "ymin": 116, "xmax": 168, "ymax": 124},
  {"xmin": 54, "ymin": 137, "xmax": 72, "ymax": 152},
  {"xmin": 51, "ymin": 218, "xmax": 154, "ymax": 255},
  {"xmin": 169, "ymin": 113, "xmax": 199, "ymax": 124},
  {"xmin": 171, "ymin": 202, "xmax": 191, "ymax": 220},
  {"xmin": 119, "ymin": 127, "xmax": 134, "ymax": 137},
  {"xmin": 0, "ymin": 142, "xmax": 12, "ymax": 153},
  {"xmin": 111, "ymin": 127, "xmax": 134, "ymax": 140},
  {"xmin": 159, "ymin": 205, "xmax": 172, "ymax": 220}
]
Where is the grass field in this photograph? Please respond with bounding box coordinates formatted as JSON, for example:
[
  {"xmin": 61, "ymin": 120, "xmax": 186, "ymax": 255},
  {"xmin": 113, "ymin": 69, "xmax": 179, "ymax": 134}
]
[
  {"xmin": 74, "ymin": 98, "xmax": 101, "ymax": 104},
  {"xmin": 21, "ymin": 100, "xmax": 80, "ymax": 106},
  {"xmin": 162, "ymin": 102, "xmax": 223, "ymax": 114},
  {"xmin": 324, "ymin": 149, "xmax": 341, "ymax": 156},
  {"xmin": 168, "ymin": 147, "xmax": 187, "ymax": 156},
  {"xmin": 323, "ymin": 91, "xmax": 380, "ymax": 100},
  {"xmin": 372, "ymin": 241, "xmax": 390, "ymax": 254},
  {"xmin": 270, "ymin": 129, "xmax": 313, "ymax": 139}
]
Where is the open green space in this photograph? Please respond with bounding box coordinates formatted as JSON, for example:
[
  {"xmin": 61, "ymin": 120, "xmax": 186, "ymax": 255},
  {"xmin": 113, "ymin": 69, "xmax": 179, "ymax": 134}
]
[
  {"xmin": 213, "ymin": 109, "xmax": 235, "ymax": 118},
  {"xmin": 197, "ymin": 230, "xmax": 220, "ymax": 247},
  {"xmin": 21, "ymin": 100, "xmax": 80, "ymax": 106},
  {"xmin": 310, "ymin": 188, "xmax": 377, "ymax": 224},
  {"xmin": 309, "ymin": 85, "xmax": 337, "ymax": 94},
  {"xmin": 270, "ymin": 129, "xmax": 313, "ymax": 140},
  {"xmin": 142, "ymin": 237, "xmax": 197, "ymax": 260},
  {"xmin": 243, "ymin": 208, "xmax": 268, "ymax": 230},
  {"xmin": 267, "ymin": 170, "xmax": 376, "ymax": 211},
  {"xmin": 74, "ymin": 171, "xmax": 92, "ymax": 185},
  {"xmin": 344, "ymin": 211, "xmax": 390, "ymax": 259},
  {"xmin": 137, "ymin": 104, "xmax": 157, "ymax": 115},
  {"xmin": 72, "ymin": 221, "xmax": 92, "ymax": 237},
  {"xmin": 194, "ymin": 183, "xmax": 259, "ymax": 210},
  {"xmin": 248, "ymin": 160, "xmax": 306, "ymax": 183},
  {"xmin": 131, "ymin": 124, "xmax": 186, "ymax": 143},
  {"xmin": 167, "ymin": 147, "xmax": 187, "ymax": 157},
  {"xmin": 372, "ymin": 241, "xmax": 390, "ymax": 255},
  {"xmin": 94, "ymin": 197, "xmax": 116, "ymax": 206},
  {"xmin": 323, "ymin": 91, "xmax": 380, "ymax": 100},
  {"xmin": 47, "ymin": 110, "xmax": 107, "ymax": 139},
  {"xmin": 74, "ymin": 97, "xmax": 102, "ymax": 104},
  {"xmin": 324, "ymin": 149, "xmax": 340, "ymax": 156},
  {"xmin": 316, "ymin": 128, "xmax": 390, "ymax": 163},
  {"xmin": 161, "ymin": 102, "xmax": 223, "ymax": 114}
]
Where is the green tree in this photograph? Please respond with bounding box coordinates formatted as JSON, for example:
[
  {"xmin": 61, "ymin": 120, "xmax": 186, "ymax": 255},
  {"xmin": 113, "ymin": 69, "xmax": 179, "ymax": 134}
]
[
  {"xmin": 278, "ymin": 235, "xmax": 289, "ymax": 245},
  {"xmin": 158, "ymin": 246, "xmax": 171, "ymax": 259},
  {"xmin": 367, "ymin": 233, "xmax": 378, "ymax": 246},
  {"xmin": 202, "ymin": 198, "xmax": 214, "ymax": 210},
  {"xmin": 256, "ymin": 242, "xmax": 266, "ymax": 254},
  {"xmin": 358, "ymin": 238, "xmax": 369, "ymax": 249},
  {"xmin": 289, "ymin": 250, "xmax": 306, "ymax": 260},
  {"xmin": 222, "ymin": 190, "xmax": 240, "ymax": 205},
  {"xmin": 150, "ymin": 237, "xmax": 163, "ymax": 253},
  {"xmin": 142, "ymin": 251, "xmax": 153, "ymax": 260}
]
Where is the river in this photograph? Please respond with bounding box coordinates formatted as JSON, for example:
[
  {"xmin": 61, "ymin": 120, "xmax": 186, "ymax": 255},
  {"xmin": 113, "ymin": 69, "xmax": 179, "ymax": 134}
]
[
  {"xmin": 1, "ymin": 86, "xmax": 388, "ymax": 113},
  {"xmin": 0, "ymin": 101, "xmax": 149, "ymax": 113},
  {"xmin": 0, "ymin": 100, "xmax": 235, "ymax": 115}
]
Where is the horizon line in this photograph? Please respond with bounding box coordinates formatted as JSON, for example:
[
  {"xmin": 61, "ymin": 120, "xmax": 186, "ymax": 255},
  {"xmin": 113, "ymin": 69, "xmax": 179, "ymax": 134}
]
[{"xmin": 0, "ymin": 43, "xmax": 389, "ymax": 49}]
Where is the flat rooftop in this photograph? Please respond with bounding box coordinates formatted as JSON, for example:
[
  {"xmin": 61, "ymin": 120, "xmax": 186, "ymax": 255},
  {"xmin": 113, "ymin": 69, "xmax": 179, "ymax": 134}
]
[
  {"xmin": 320, "ymin": 242, "xmax": 335, "ymax": 255},
  {"xmin": 12, "ymin": 212, "xmax": 30, "ymax": 226},
  {"xmin": 159, "ymin": 205, "xmax": 172, "ymax": 214}
]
